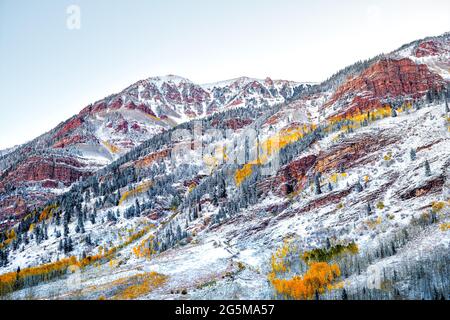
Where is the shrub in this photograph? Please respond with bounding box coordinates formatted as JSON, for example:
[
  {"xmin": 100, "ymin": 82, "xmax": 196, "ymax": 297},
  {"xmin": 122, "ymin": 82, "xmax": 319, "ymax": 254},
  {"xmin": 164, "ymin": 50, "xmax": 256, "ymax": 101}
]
[{"xmin": 376, "ymin": 201, "xmax": 385, "ymax": 210}]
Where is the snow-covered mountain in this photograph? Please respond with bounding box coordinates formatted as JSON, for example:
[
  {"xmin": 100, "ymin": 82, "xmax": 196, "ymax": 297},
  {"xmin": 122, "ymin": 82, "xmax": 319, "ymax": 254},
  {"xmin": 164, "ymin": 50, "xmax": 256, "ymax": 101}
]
[
  {"xmin": 0, "ymin": 76, "xmax": 308, "ymax": 228},
  {"xmin": 51, "ymin": 75, "xmax": 307, "ymax": 159},
  {"xmin": 0, "ymin": 32, "xmax": 449, "ymax": 300}
]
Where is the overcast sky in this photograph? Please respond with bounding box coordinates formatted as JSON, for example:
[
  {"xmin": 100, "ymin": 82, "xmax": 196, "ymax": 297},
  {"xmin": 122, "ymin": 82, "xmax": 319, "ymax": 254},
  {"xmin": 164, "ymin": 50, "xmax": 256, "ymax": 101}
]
[{"xmin": 0, "ymin": 0, "xmax": 449, "ymax": 149}]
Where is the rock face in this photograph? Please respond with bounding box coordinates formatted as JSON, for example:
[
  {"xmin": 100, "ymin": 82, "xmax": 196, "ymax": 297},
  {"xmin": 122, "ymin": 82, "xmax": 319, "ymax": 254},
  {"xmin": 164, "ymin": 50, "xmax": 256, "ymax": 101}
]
[
  {"xmin": 53, "ymin": 134, "xmax": 94, "ymax": 149},
  {"xmin": 400, "ymin": 175, "xmax": 446, "ymax": 200},
  {"xmin": 131, "ymin": 149, "xmax": 170, "ymax": 169},
  {"xmin": 0, "ymin": 154, "xmax": 91, "ymax": 228},
  {"xmin": 0, "ymin": 191, "xmax": 52, "ymax": 230},
  {"xmin": 324, "ymin": 58, "xmax": 445, "ymax": 117},
  {"xmin": 314, "ymin": 133, "xmax": 397, "ymax": 174},
  {"xmin": 0, "ymin": 155, "xmax": 88, "ymax": 190},
  {"xmin": 414, "ymin": 39, "xmax": 450, "ymax": 58},
  {"xmin": 258, "ymin": 155, "xmax": 317, "ymax": 197}
]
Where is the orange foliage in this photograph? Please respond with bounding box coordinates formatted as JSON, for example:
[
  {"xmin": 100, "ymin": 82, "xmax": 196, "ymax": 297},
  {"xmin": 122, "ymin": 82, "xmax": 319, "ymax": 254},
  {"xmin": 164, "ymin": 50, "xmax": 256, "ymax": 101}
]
[
  {"xmin": 269, "ymin": 262, "xmax": 341, "ymax": 300},
  {"xmin": 135, "ymin": 149, "xmax": 169, "ymax": 169},
  {"xmin": 133, "ymin": 235, "xmax": 156, "ymax": 259},
  {"xmin": 235, "ymin": 163, "xmax": 255, "ymax": 187},
  {"xmin": 39, "ymin": 204, "xmax": 58, "ymax": 222}
]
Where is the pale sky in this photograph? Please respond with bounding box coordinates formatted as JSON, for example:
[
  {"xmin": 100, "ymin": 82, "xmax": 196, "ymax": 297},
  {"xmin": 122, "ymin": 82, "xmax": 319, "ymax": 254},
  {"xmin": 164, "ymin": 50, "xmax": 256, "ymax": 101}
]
[{"xmin": 0, "ymin": 0, "xmax": 449, "ymax": 149}]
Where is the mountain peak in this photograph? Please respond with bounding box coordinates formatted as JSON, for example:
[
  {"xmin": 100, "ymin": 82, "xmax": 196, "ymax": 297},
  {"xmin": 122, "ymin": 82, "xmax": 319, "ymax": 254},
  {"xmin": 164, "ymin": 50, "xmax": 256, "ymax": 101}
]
[{"xmin": 145, "ymin": 74, "xmax": 194, "ymax": 86}]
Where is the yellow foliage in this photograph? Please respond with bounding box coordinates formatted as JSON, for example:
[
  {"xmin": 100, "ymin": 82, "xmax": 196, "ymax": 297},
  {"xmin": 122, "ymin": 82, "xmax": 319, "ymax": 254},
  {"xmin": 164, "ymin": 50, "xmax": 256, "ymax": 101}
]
[
  {"xmin": 376, "ymin": 201, "xmax": 385, "ymax": 210},
  {"xmin": 383, "ymin": 152, "xmax": 392, "ymax": 161},
  {"xmin": 366, "ymin": 217, "xmax": 382, "ymax": 229},
  {"xmin": 235, "ymin": 125, "xmax": 312, "ymax": 186},
  {"xmin": 119, "ymin": 181, "xmax": 153, "ymax": 205},
  {"xmin": 133, "ymin": 234, "xmax": 156, "ymax": 259},
  {"xmin": 329, "ymin": 173, "xmax": 339, "ymax": 184},
  {"xmin": 126, "ymin": 225, "xmax": 153, "ymax": 247},
  {"xmin": 0, "ymin": 256, "xmax": 77, "ymax": 296},
  {"xmin": 235, "ymin": 163, "xmax": 255, "ymax": 187},
  {"xmin": 302, "ymin": 243, "xmax": 359, "ymax": 264},
  {"xmin": 78, "ymin": 226, "xmax": 152, "ymax": 268},
  {"xmin": 439, "ymin": 223, "xmax": 450, "ymax": 231},
  {"xmin": 7, "ymin": 229, "xmax": 16, "ymax": 240},
  {"xmin": 270, "ymin": 240, "xmax": 294, "ymax": 274},
  {"xmin": 329, "ymin": 104, "xmax": 392, "ymax": 126},
  {"xmin": 102, "ymin": 140, "xmax": 121, "ymax": 154},
  {"xmin": 188, "ymin": 182, "xmax": 197, "ymax": 193},
  {"xmin": 112, "ymin": 272, "xmax": 167, "ymax": 300},
  {"xmin": 146, "ymin": 114, "xmax": 162, "ymax": 122},
  {"xmin": 109, "ymin": 259, "xmax": 118, "ymax": 269},
  {"xmin": 234, "ymin": 103, "xmax": 402, "ymax": 186},
  {"xmin": 431, "ymin": 201, "xmax": 445, "ymax": 213}
]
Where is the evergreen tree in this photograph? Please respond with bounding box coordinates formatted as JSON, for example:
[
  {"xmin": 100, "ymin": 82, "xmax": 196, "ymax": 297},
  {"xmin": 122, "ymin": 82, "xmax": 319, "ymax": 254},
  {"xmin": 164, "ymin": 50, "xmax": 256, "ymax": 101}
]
[
  {"xmin": 391, "ymin": 108, "xmax": 397, "ymax": 117},
  {"xmin": 176, "ymin": 225, "xmax": 182, "ymax": 241},
  {"xmin": 366, "ymin": 203, "xmax": 372, "ymax": 216},
  {"xmin": 314, "ymin": 173, "xmax": 322, "ymax": 195},
  {"xmin": 354, "ymin": 181, "xmax": 363, "ymax": 193},
  {"xmin": 424, "ymin": 160, "xmax": 431, "ymax": 177},
  {"xmin": 192, "ymin": 207, "xmax": 199, "ymax": 220},
  {"xmin": 342, "ymin": 288, "xmax": 348, "ymax": 300},
  {"xmin": 90, "ymin": 212, "xmax": 96, "ymax": 225},
  {"xmin": 135, "ymin": 199, "xmax": 141, "ymax": 216},
  {"xmin": 76, "ymin": 212, "xmax": 85, "ymax": 234},
  {"xmin": 410, "ymin": 148, "xmax": 416, "ymax": 161},
  {"xmin": 426, "ymin": 91, "xmax": 433, "ymax": 104}
]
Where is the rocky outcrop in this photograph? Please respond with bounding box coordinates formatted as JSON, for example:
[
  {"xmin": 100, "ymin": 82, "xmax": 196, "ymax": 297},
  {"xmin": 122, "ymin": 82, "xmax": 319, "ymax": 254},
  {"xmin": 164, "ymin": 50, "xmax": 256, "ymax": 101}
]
[
  {"xmin": 315, "ymin": 134, "xmax": 397, "ymax": 174},
  {"xmin": 324, "ymin": 58, "xmax": 445, "ymax": 117},
  {"xmin": 414, "ymin": 39, "xmax": 450, "ymax": 58},
  {"xmin": 131, "ymin": 149, "xmax": 170, "ymax": 169},
  {"xmin": 400, "ymin": 175, "xmax": 445, "ymax": 200},
  {"xmin": 54, "ymin": 116, "xmax": 85, "ymax": 140},
  {"xmin": 258, "ymin": 154, "xmax": 317, "ymax": 197},
  {"xmin": 0, "ymin": 155, "xmax": 89, "ymax": 191},
  {"xmin": 53, "ymin": 134, "xmax": 96, "ymax": 149},
  {"xmin": 0, "ymin": 190, "xmax": 59, "ymax": 231}
]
